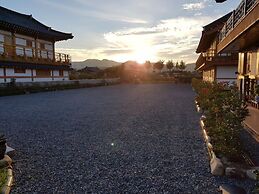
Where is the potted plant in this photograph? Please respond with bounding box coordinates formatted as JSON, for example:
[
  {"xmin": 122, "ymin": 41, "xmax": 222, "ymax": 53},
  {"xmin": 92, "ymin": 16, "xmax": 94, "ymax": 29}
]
[
  {"xmin": 255, "ymin": 85, "xmax": 259, "ymax": 103},
  {"xmin": 0, "ymin": 135, "xmax": 6, "ymax": 160}
]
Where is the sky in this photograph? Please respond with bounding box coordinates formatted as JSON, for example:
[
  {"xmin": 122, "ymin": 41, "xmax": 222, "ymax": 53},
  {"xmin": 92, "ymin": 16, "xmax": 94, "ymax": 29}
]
[{"xmin": 1, "ymin": 0, "xmax": 240, "ymax": 63}]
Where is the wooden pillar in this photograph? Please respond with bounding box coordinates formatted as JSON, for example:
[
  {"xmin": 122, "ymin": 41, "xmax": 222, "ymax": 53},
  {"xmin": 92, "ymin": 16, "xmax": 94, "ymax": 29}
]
[
  {"xmin": 34, "ymin": 38, "xmax": 38, "ymax": 59},
  {"xmin": 244, "ymin": 0, "xmax": 247, "ymax": 15},
  {"xmin": 11, "ymin": 32, "xmax": 15, "ymax": 58},
  {"xmin": 52, "ymin": 70, "xmax": 54, "ymax": 81},
  {"xmin": 232, "ymin": 10, "xmax": 235, "ymax": 27},
  {"xmin": 31, "ymin": 69, "xmax": 34, "ymax": 82},
  {"xmin": 3, "ymin": 67, "xmax": 6, "ymax": 83},
  {"xmin": 52, "ymin": 41, "xmax": 55, "ymax": 62}
]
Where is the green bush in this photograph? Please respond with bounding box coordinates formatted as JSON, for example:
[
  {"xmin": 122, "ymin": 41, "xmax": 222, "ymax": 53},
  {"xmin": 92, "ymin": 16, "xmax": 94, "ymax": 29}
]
[
  {"xmin": 193, "ymin": 80, "xmax": 249, "ymax": 162},
  {"xmin": 0, "ymin": 168, "xmax": 7, "ymax": 190}
]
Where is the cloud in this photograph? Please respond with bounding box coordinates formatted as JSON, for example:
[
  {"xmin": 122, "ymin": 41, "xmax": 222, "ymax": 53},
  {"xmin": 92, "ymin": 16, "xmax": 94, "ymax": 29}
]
[
  {"xmin": 58, "ymin": 16, "xmax": 214, "ymax": 63},
  {"xmin": 182, "ymin": 2, "xmax": 205, "ymax": 11},
  {"xmin": 37, "ymin": 0, "xmax": 147, "ymax": 24}
]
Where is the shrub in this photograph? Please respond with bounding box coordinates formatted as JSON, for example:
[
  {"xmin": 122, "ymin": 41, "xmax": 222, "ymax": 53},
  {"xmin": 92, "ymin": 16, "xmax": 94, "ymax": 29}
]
[{"xmin": 194, "ymin": 80, "xmax": 249, "ymax": 162}]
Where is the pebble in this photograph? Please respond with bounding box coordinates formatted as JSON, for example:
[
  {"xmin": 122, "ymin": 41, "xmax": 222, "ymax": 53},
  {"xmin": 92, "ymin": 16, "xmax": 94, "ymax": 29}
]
[{"xmin": 0, "ymin": 84, "xmax": 255, "ymax": 193}]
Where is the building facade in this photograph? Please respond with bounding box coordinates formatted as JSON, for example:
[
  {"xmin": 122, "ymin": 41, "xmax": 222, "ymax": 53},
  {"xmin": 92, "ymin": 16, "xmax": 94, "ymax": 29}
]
[
  {"xmin": 216, "ymin": 0, "xmax": 259, "ymax": 99},
  {"xmin": 195, "ymin": 13, "xmax": 238, "ymax": 84},
  {"xmin": 0, "ymin": 6, "xmax": 73, "ymax": 83}
]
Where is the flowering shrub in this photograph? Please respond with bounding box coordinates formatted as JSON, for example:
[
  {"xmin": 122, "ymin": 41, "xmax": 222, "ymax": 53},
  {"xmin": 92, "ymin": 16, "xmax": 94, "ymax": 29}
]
[{"xmin": 192, "ymin": 79, "xmax": 249, "ymax": 162}]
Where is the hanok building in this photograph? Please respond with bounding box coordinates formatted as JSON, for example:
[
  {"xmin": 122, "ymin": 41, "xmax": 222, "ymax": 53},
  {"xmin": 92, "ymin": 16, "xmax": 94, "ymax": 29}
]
[
  {"xmin": 216, "ymin": 0, "xmax": 259, "ymax": 100},
  {"xmin": 195, "ymin": 13, "xmax": 238, "ymax": 83},
  {"xmin": 0, "ymin": 6, "xmax": 73, "ymax": 83}
]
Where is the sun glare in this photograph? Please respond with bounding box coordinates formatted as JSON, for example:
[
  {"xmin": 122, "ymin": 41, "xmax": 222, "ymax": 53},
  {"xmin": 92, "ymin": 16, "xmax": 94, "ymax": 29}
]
[{"xmin": 133, "ymin": 48, "xmax": 156, "ymax": 64}]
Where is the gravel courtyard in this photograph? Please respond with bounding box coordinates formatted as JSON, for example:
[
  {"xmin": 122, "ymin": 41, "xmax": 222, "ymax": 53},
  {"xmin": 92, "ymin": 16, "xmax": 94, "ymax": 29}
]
[{"xmin": 0, "ymin": 84, "xmax": 255, "ymax": 193}]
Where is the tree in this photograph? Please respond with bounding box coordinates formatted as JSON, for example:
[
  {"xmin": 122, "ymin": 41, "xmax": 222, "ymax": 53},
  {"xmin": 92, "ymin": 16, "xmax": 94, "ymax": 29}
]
[
  {"xmin": 175, "ymin": 61, "xmax": 179, "ymax": 71},
  {"xmin": 166, "ymin": 60, "xmax": 174, "ymax": 72},
  {"xmin": 144, "ymin": 60, "xmax": 152, "ymax": 70},
  {"xmin": 179, "ymin": 60, "xmax": 186, "ymax": 71},
  {"xmin": 153, "ymin": 60, "xmax": 164, "ymax": 72}
]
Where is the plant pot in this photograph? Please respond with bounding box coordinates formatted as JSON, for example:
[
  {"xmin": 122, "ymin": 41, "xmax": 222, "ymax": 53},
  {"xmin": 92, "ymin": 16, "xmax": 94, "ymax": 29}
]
[{"xmin": 0, "ymin": 135, "xmax": 6, "ymax": 160}]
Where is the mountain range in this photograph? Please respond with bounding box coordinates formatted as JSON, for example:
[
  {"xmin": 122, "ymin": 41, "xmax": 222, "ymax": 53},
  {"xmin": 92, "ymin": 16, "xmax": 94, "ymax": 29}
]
[
  {"xmin": 72, "ymin": 59, "xmax": 196, "ymax": 72},
  {"xmin": 72, "ymin": 59, "xmax": 120, "ymax": 70}
]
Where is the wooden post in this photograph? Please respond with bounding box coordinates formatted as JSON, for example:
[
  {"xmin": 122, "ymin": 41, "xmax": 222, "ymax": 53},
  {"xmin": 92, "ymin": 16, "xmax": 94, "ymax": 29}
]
[
  {"xmin": 51, "ymin": 70, "xmax": 54, "ymax": 80},
  {"xmin": 23, "ymin": 47, "xmax": 26, "ymax": 58},
  {"xmin": 52, "ymin": 41, "xmax": 55, "ymax": 63},
  {"xmin": 35, "ymin": 38, "xmax": 38, "ymax": 60},
  {"xmin": 232, "ymin": 10, "xmax": 235, "ymax": 28},
  {"xmin": 31, "ymin": 69, "xmax": 34, "ymax": 82},
  {"xmin": 3, "ymin": 67, "xmax": 6, "ymax": 83},
  {"xmin": 246, "ymin": 0, "xmax": 247, "ymax": 15},
  {"xmin": 11, "ymin": 33, "xmax": 15, "ymax": 58}
]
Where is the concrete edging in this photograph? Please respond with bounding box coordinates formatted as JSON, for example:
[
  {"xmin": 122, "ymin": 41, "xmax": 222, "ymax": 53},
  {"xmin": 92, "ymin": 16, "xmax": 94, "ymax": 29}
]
[{"xmin": 196, "ymin": 102, "xmax": 259, "ymax": 180}]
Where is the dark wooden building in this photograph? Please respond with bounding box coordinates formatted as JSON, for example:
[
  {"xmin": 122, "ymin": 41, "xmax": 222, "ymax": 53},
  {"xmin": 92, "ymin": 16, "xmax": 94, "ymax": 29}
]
[{"xmin": 0, "ymin": 6, "xmax": 73, "ymax": 83}]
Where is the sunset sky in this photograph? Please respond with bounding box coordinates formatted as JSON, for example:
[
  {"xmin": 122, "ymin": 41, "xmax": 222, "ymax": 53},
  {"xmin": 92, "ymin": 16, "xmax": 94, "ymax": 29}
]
[{"xmin": 1, "ymin": 0, "xmax": 240, "ymax": 63}]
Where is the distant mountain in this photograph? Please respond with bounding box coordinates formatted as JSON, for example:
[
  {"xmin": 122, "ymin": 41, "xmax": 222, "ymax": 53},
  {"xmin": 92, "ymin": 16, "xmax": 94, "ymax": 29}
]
[
  {"xmin": 185, "ymin": 63, "xmax": 196, "ymax": 72},
  {"xmin": 72, "ymin": 59, "xmax": 120, "ymax": 70}
]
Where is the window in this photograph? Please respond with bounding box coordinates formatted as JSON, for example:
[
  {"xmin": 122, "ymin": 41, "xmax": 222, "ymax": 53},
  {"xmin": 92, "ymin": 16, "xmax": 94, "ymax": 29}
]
[
  {"xmin": 36, "ymin": 69, "xmax": 51, "ymax": 77},
  {"xmin": 59, "ymin": 70, "xmax": 64, "ymax": 76},
  {"xmin": 14, "ymin": 68, "xmax": 26, "ymax": 74}
]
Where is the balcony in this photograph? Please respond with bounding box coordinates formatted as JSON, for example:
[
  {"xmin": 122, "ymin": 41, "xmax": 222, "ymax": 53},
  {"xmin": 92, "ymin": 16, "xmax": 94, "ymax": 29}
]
[
  {"xmin": 195, "ymin": 54, "xmax": 206, "ymax": 71},
  {"xmin": 217, "ymin": 0, "xmax": 259, "ymax": 53},
  {"xmin": 0, "ymin": 42, "xmax": 71, "ymax": 65},
  {"xmin": 196, "ymin": 53, "xmax": 238, "ymax": 71}
]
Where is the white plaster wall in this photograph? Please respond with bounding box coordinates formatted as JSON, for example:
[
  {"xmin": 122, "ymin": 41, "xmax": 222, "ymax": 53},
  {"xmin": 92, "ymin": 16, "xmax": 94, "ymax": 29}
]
[
  {"xmin": 0, "ymin": 68, "xmax": 4, "ymax": 76},
  {"xmin": 33, "ymin": 78, "xmax": 53, "ymax": 82},
  {"xmin": 64, "ymin": 71, "xmax": 69, "ymax": 77},
  {"xmin": 53, "ymin": 77, "xmax": 67, "ymax": 81},
  {"xmin": 14, "ymin": 78, "xmax": 33, "ymax": 82},
  {"xmin": 5, "ymin": 68, "xmax": 14, "ymax": 76},
  {"xmin": 216, "ymin": 66, "xmax": 237, "ymax": 79},
  {"xmin": 32, "ymin": 70, "xmax": 36, "ymax": 76},
  {"xmin": 16, "ymin": 69, "xmax": 32, "ymax": 76},
  {"xmin": 5, "ymin": 68, "xmax": 32, "ymax": 77},
  {"xmin": 0, "ymin": 34, "xmax": 4, "ymax": 42},
  {"xmin": 53, "ymin": 70, "xmax": 59, "ymax": 76},
  {"xmin": 0, "ymin": 68, "xmax": 69, "ymax": 83},
  {"xmin": 216, "ymin": 66, "xmax": 237, "ymax": 83}
]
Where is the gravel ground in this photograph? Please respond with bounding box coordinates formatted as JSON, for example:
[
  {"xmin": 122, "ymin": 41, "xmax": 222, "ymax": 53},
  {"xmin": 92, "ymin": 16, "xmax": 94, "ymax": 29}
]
[
  {"xmin": 0, "ymin": 84, "xmax": 256, "ymax": 193},
  {"xmin": 241, "ymin": 129, "xmax": 259, "ymax": 166}
]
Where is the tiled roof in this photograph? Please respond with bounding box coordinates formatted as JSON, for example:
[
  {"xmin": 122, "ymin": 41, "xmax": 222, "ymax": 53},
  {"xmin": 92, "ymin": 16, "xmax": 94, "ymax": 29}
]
[{"xmin": 0, "ymin": 6, "xmax": 73, "ymax": 41}]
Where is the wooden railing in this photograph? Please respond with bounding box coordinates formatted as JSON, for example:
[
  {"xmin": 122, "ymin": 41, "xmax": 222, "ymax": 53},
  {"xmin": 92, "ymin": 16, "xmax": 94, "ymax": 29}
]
[
  {"xmin": 202, "ymin": 49, "xmax": 216, "ymax": 57},
  {"xmin": 219, "ymin": 0, "xmax": 258, "ymax": 42},
  {"xmin": 0, "ymin": 42, "xmax": 71, "ymax": 65},
  {"xmin": 196, "ymin": 53, "xmax": 238, "ymax": 70},
  {"xmin": 195, "ymin": 54, "xmax": 206, "ymax": 70}
]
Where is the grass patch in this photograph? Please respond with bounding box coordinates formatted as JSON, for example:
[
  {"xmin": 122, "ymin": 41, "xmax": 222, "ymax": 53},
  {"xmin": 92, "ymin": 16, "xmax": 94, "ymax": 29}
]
[{"xmin": 0, "ymin": 168, "xmax": 7, "ymax": 190}]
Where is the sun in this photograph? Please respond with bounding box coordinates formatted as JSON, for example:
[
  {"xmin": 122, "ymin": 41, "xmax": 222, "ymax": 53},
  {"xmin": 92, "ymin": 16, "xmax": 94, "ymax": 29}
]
[{"xmin": 133, "ymin": 49, "xmax": 156, "ymax": 64}]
